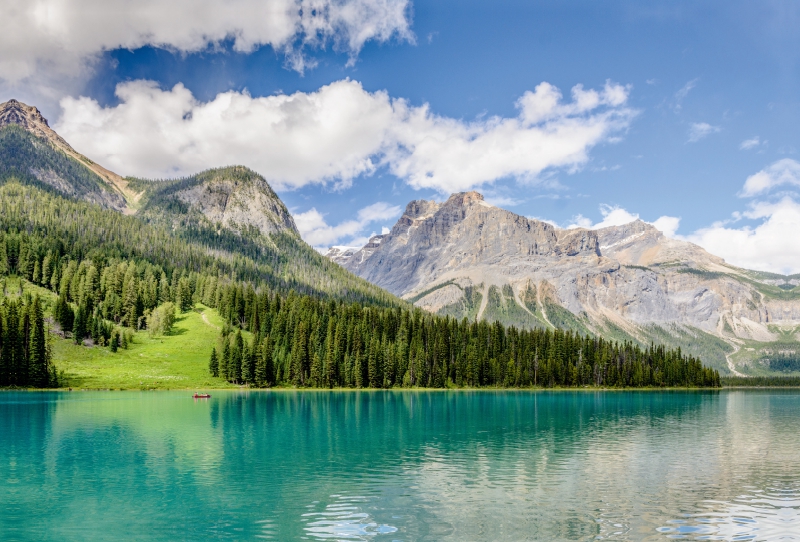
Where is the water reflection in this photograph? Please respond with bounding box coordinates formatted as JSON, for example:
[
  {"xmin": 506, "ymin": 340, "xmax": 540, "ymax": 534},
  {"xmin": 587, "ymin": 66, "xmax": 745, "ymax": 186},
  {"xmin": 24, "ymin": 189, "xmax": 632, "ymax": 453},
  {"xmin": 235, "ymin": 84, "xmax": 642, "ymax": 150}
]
[
  {"xmin": 659, "ymin": 482, "xmax": 800, "ymax": 540},
  {"xmin": 302, "ymin": 495, "xmax": 398, "ymax": 540},
  {"xmin": 1, "ymin": 390, "xmax": 800, "ymax": 540}
]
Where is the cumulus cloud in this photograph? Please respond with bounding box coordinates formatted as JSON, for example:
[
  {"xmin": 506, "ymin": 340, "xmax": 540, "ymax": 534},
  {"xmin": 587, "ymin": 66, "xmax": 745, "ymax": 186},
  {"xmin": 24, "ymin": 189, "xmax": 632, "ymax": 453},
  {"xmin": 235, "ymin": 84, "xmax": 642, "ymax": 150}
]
[
  {"xmin": 294, "ymin": 201, "xmax": 401, "ymax": 249},
  {"xmin": 677, "ymin": 159, "xmax": 800, "ymax": 274},
  {"xmin": 685, "ymin": 197, "xmax": 800, "ymax": 274},
  {"xmin": 687, "ymin": 122, "xmax": 721, "ymax": 143},
  {"xmin": 739, "ymin": 158, "xmax": 800, "ymax": 197},
  {"xmin": 0, "ymin": 0, "xmax": 412, "ymax": 102},
  {"xmin": 567, "ymin": 204, "xmax": 680, "ymax": 236},
  {"xmin": 57, "ymin": 80, "xmax": 395, "ymax": 188},
  {"xmin": 56, "ymin": 78, "xmax": 635, "ymax": 193}
]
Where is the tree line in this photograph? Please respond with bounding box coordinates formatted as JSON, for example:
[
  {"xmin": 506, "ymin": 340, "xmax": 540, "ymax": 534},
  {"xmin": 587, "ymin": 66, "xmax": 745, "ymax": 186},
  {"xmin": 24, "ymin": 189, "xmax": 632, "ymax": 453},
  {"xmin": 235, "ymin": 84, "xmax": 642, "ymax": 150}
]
[
  {"xmin": 722, "ymin": 376, "xmax": 800, "ymax": 387},
  {"xmin": 0, "ymin": 294, "xmax": 58, "ymax": 387},
  {"xmin": 209, "ymin": 289, "xmax": 721, "ymax": 389}
]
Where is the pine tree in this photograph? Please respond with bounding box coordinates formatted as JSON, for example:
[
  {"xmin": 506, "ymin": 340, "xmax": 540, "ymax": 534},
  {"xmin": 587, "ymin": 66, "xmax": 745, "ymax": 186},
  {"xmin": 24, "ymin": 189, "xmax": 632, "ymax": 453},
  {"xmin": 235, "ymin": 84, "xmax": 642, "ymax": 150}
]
[
  {"xmin": 290, "ymin": 321, "xmax": 308, "ymax": 386},
  {"xmin": 72, "ymin": 305, "xmax": 86, "ymax": 345},
  {"xmin": 324, "ymin": 320, "xmax": 337, "ymax": 388},
  {"xmin": 241, "ymin": 342, "xmax": 253, "ymax": 384},
  {"xmin": 220, "ymin": 336, "xmax": 230, "ymax": 381},
  {"xmin": 231, "ymin": 331, "xmax": 244, "ymax": 383},
  {"xmin": 109, "ymin": 330, "xmax": 119, "ymax": 353},
  {"xmin": 28, "ymin": 296, "xmax": 47, "ymax": 387},
  {"xmin": 7, "ymin": 301, "xmax": 22, "ymax": 385},
  {"xmin": 368, "ymin": 337, "xmax": 381, "ymax": 388},
  {"xmin": 121, "ymin": 270, "xmax": 140, "ymax": 329},
  {"xmin": 0, "ymin": 302, "xmax": 8, "ymax": 387},
  {"xmin": 310, "ymin": 351, "xmax": 322, "ymax": 387},
  {"xmin": 209, "ymin": 347, "xmax": 219, "ymax": 377}
]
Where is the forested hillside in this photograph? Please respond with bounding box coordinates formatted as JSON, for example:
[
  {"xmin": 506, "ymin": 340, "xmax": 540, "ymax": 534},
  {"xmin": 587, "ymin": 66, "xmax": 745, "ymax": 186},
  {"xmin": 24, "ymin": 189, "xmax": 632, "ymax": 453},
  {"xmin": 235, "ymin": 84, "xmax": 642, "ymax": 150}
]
[
  {"xmin": 0, "ymin": 181, "xmax": 719, "ymax": 389},
  {"xmin": 0, "ymin": 125, "xmax": 127, "ymax": 211},
  {"xmin": 0, "ymin": 100, "xmax": 404, "ymax": 305},
  {"xmin": 0, "ymin": 181, "xmax": 397, "ymax": 307}
]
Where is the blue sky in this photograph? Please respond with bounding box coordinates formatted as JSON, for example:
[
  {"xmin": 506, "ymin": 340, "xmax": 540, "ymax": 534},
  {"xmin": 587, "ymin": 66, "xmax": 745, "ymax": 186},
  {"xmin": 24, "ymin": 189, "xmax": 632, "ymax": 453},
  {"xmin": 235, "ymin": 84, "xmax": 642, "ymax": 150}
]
[{"xmin": 4, "ymin": 0, "xmax": 800, "ymax": 273}]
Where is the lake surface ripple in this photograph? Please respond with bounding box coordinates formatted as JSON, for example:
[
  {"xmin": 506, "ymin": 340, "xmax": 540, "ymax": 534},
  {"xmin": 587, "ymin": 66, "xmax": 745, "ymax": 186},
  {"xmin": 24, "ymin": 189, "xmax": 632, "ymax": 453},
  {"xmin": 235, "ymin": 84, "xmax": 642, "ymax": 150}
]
[{"xmin": 1, "ymin": 390, "xmax": 799, "ymax": 541}]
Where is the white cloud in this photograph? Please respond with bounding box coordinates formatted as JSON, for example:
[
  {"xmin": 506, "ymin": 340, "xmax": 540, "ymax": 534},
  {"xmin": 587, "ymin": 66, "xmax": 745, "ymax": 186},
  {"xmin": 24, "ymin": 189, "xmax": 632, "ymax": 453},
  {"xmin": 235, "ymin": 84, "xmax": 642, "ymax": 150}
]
[
  {"xmin": 687, "ymin": 122, "xmax": 721, "ymax": 143},
  {"xmin": 739, "ymin": 136, "xmax": 762, "ymax": 150},
  {"xmin": 57, "ymin": 80, "xmax": 395, "ymax": 189},
  {"xmin": 293, "ymin": 201, "xmax": 401, "ymax": 248},
  {"xmin": 675, "ymin": 79, "xmax": 698, "ymax": 101},
  {"xmin": 0, "ymin": 0, "xmax": 412, "ymax": 103},
  {"xmin": 55, "ymin": 78, "xmax": 636, "ymax": 193},
  {"xmin": 739, "ymin": 158, "xmax": 800, "ymax": 197},
  {"xmin": 381, "ymin": 80, "xmax": 635, "ymax": 193},
  {"xmin": 672, "ymin": 78, "xmax": 698, "ymax": 111},
  {"xmin": 685, "ymin": 197, "xmax": 800, "ymax": 275},
  {"xmin": 567, "ymin": 204, "xmax": 680, "ymax": 237},
  {"xmin": 651, "ymin": 215, "xmax": 681, "ymax": 238},
  {"xmin": 675, "ymin": 159, "xmax": 800, "ymax": 274}
]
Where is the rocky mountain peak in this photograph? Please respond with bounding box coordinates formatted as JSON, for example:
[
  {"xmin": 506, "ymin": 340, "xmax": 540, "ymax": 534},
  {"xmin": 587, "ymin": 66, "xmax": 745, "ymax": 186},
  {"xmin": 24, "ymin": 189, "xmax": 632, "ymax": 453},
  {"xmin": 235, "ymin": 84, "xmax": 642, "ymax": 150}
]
[
  {"xmin": 161, "ymin": 166, "xmax": 299, "ymax": 237},
  {"xmin": 0, "ymin": 99, "xmax": 75, "ymax": 152},
  {"xmin": 445, "ymin": 191, "xmax": 486, "ymax": 207},
  {"xmin": 0, "ymin": 99, "xmax": 49, "ymax": 128}
]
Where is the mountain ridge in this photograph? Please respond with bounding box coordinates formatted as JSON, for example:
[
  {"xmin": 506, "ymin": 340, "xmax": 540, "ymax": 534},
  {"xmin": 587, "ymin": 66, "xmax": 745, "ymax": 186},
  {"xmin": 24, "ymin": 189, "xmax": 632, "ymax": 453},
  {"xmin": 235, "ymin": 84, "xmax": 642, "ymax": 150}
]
[
  {"xmin": 328, "ymin": 190, "xmax": 800, "ymax": 375},
  {"xmin": 0, "ymin": 98, "xmax": 395, "ymax": 307}
]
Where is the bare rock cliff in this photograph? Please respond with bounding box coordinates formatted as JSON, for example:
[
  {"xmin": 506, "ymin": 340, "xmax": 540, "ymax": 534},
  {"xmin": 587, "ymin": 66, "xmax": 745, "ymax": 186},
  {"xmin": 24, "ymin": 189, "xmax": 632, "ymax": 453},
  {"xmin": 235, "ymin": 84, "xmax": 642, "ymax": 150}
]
[
  {"xmin": 333, "ymin": 191, "xmax": 800, "ymax": 362},
  {"xmin": 171, "ymin": 167, "xmax": 298, "ymax": 237}
]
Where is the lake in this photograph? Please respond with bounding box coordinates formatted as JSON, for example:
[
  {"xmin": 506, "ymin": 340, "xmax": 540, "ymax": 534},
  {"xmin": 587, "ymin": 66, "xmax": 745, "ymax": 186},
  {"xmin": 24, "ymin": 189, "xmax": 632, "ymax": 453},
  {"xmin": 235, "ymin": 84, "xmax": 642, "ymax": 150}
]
[{"xmin": 1, "ymin": 390, "xmax": 798, "ymax": 541}]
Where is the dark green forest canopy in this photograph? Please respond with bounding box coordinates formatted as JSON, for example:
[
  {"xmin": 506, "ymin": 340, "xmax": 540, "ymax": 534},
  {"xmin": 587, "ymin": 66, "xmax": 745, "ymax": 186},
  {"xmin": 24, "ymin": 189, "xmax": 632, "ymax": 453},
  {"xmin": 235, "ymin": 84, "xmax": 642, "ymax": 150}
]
[
  {"xmin": 210, "ymin": 289, "xmax": 721, "ymax": 389},
  {"xmin": 0, "ymin": 181, "xmax": 399, "ymax": 306},
  {"xmin": 0, "ymin": 294, "xmax": 58, "ymax": 388}
]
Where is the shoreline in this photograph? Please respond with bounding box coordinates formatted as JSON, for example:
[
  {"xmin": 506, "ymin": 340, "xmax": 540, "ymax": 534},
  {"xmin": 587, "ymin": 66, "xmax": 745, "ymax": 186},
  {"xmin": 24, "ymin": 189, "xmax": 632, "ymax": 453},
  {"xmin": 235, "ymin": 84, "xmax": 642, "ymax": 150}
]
[{"xmin": 1, "ymin": 386, "xmax": 738, "ymax": 392}]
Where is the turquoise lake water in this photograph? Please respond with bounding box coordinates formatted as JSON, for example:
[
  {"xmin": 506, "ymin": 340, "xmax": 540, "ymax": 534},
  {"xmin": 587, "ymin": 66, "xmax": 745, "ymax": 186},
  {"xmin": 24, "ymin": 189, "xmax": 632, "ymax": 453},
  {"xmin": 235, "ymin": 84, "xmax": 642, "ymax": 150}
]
[{"xmin": 2, "ymin": 390, "xmax": 799, "ymax": 541}]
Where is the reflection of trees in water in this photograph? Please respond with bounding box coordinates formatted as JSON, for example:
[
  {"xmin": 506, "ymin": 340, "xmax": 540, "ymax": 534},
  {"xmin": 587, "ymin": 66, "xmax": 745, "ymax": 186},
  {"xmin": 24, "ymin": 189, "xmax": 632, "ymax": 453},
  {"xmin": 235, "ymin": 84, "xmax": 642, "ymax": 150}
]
[
  {"xmin": 210, "ymin": 390, "xmax": 722, "ymax": 540},
  {"xmin": 3, "ymin": 391, "xmax": 799, "ymax": 541}
]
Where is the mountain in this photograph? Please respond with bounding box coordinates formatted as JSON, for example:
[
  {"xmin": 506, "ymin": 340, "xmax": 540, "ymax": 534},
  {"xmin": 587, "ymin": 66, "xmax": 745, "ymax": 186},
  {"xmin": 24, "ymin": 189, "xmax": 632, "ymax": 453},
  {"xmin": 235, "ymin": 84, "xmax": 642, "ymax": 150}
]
[
  {"xmin": 330, "ymin": 191, "xmax": 800, "ymax": 375},
  {"xmin": 0, "ymin": 99, "xmax": 136, "ymax": 212},
  {"xmin": 0, "ymin": 99, "xmax": 395, "ymax": 306}
]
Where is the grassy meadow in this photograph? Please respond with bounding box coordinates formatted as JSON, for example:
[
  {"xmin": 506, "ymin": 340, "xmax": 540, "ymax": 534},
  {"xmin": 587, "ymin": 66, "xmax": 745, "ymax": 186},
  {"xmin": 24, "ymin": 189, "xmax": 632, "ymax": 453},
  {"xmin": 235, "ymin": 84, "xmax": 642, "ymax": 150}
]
[
  {"xmin": 2, "ymin": 276, "xmax": 233, "ymax": 389},
  {"xmin": 51, "ymin": 304, "xmax": 235, "ymax": 390}
]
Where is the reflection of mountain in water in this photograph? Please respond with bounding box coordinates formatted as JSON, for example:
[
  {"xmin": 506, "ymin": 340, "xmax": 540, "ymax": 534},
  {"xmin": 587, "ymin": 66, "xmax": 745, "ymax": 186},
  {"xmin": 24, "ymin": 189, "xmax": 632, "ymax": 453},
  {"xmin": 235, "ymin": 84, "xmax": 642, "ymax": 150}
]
[
  {"xmin": 659, "ymin": 481, "xmax": 800, "ymax": 540},
  {"xmin": 2, "ymin": 391, "xmax": 800, "ymax": 540}
]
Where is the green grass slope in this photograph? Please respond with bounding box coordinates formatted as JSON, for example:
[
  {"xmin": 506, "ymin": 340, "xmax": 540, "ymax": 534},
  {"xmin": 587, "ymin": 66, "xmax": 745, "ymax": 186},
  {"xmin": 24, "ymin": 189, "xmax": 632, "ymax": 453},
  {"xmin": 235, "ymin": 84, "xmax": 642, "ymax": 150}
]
[
  {"xmin": 2, "ymin": 276, "xmax": 228, "ymax": 389},
  {"xmin": 52, "ymin": 305, "xmax": 233, "ymax": 390}
]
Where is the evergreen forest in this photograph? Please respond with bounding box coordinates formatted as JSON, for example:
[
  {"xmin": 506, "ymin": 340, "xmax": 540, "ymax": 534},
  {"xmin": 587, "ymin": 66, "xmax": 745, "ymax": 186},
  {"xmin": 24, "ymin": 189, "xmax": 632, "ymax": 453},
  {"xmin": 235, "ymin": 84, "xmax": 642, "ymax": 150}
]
[{"xmin": 0, "ymin": 293, "xmax": 58, "ymax": 387}]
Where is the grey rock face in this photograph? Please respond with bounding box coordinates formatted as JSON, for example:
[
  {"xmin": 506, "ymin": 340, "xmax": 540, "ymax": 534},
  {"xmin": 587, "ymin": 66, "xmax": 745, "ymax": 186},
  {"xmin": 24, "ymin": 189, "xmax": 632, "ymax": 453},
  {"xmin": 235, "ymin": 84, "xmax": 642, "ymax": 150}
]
[
  {"xmin": 325, "ymin": 246, "xmax": 359, "ymax": 265},
  {"xmin": 173, "ymin": 167, "xmax": 298, "ymax": 238},
  {"xmin": 332, "ymin": 191, "xmax": 800, "ymax": 347}
]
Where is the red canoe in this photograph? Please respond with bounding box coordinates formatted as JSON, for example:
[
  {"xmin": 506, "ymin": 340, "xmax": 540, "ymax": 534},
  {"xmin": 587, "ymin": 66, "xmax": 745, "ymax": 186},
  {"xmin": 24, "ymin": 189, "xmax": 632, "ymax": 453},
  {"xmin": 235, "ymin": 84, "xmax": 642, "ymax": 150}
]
[{"xmin": 193, "ymin": 393, "xmax": 211, "ymax": 399}]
